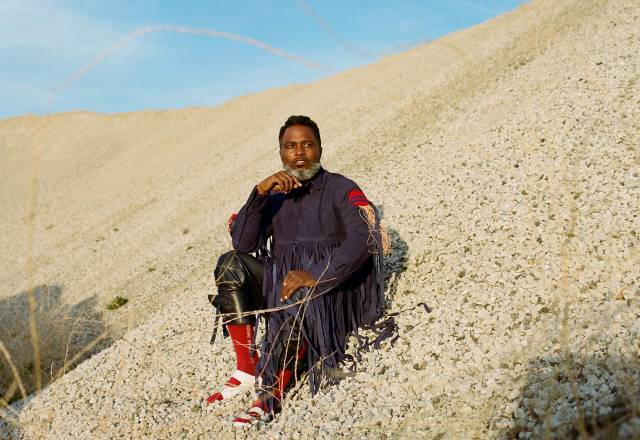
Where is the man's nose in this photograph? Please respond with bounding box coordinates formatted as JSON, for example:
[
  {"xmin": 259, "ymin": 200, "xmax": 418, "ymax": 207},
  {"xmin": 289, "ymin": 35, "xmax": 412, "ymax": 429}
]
[{"xmin": 294, "ymin": 144, "xmax": 306, "ymax": 156}]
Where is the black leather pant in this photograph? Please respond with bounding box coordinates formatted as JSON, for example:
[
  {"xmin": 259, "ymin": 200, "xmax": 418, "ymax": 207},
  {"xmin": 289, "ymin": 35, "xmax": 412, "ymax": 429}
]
[
  {"xmin": 210, "ymin": 250, "xmax": 264, "ymax": 325},
  {"xmin": 209, "ymin": 250, "xmax": 306, "ymax": 372}
]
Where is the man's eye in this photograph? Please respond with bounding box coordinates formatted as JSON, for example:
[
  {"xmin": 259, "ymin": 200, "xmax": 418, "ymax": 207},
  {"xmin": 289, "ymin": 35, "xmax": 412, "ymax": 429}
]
[{"xmin": 303, "ymin": 142, "xmax": 312, "ymax": 148}]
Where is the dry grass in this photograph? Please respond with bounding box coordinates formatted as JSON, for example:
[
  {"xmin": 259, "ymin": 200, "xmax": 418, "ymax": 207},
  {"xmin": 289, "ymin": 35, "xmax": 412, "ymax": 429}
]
[{"xmin": 0, "ymin": 286, "xmax": 111, "ymax": 406}]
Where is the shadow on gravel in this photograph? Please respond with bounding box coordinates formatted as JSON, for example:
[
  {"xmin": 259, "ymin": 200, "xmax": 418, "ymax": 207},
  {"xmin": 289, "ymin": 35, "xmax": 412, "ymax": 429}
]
[
  {"xmin": 338, "ymin": 224, "xmax": 418, "ymax": 368},
  {"xmin": 0, "ymin": 285, "xmax": 113, "ymax": 406},
  {"xmin": 502, "ymin": 353, "xmax": 640, "ymax": 439},
  {"xmin": 383, "ymin": 225, "xmax": 409, "ymax": 305}
]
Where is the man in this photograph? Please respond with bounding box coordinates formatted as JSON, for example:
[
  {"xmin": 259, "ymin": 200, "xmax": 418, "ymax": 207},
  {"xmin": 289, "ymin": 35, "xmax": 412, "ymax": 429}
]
[{"xmin": 207, "ymin": 115, "xmax": 386, "ymax": 428}]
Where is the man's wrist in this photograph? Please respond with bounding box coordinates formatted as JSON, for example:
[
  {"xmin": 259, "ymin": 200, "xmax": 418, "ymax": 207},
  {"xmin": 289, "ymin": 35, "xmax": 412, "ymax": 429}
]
[
  {"xmin": 255, "ymin": 185, "xmax": 269, "ymax": 197},
  {"xmin": 300, "ymin": 270, "xmax": 317, "ymax": 285},
  {"xmin": 255, "ymin": 184, "xmax": 270, "ymax": 196}
]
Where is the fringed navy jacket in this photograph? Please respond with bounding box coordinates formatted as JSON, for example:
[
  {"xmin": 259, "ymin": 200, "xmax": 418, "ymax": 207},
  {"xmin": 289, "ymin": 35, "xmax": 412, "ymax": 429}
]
[{"xmin": 232, "ymin": 167, "xmax": 385, "ymax": 396}]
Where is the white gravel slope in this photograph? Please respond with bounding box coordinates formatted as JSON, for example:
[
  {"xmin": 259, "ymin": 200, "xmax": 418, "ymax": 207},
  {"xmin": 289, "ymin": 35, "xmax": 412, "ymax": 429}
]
[{"xmin": 1, "ymin": 0, "xmax": 639, "ymax": 438}]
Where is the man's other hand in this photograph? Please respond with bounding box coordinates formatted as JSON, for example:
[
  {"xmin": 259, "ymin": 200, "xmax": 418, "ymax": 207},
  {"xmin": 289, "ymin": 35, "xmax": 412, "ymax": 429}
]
[
  {"xmin": 281, "ymin": 270, "xmax": 316, "ymax": 301},
  {"xmin": 256, "ymin": 171, "xmax": 302, "ymax": 195}
]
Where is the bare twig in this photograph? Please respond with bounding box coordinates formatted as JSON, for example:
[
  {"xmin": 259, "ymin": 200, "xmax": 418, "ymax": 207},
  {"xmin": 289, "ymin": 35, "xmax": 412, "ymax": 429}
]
[{"xmin": 0, "ymin": 341, "xmax": 27, "ymax": 403}]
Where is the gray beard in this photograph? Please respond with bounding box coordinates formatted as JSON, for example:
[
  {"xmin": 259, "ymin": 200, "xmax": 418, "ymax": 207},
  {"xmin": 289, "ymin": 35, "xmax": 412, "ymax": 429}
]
[{"xmin": 282, "ymin": 161, "xmax": 322, "ymax": 181}]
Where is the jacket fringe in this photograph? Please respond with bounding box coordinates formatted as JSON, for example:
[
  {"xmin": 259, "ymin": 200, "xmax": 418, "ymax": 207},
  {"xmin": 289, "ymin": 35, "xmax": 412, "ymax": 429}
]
[{"xmin": 256, "ymin": 205, "xmax": 385, "ymax": 409}]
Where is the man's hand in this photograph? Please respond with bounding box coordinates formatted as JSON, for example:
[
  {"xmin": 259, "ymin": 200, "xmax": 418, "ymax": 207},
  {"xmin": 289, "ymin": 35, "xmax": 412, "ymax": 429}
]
[
  {"xmin": 281, "ymin": 270, "xmax": 317, "ymax": 301},
  {"xmin": 256, "ymin": 171, "xmax": 302, "ymax": 196}
]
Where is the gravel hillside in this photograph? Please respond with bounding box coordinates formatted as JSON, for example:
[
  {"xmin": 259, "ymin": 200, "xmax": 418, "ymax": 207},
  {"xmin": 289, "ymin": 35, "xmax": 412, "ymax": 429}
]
[{"xmin": 1, "ymin": 0, "xmax": 639, "ymax": 438}]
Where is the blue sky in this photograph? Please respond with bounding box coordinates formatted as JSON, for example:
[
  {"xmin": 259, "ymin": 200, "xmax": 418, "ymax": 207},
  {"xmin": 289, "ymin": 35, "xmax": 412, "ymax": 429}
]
[{"xmin": 0, "ymin": 0, "xmax": 524, "ymax": 119}]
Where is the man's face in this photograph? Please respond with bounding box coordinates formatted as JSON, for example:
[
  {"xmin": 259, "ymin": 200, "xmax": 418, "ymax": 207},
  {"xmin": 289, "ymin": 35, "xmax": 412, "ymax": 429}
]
[{"xmin": 279, "ymin": 125, "xmax": 322, "ymax": 173}]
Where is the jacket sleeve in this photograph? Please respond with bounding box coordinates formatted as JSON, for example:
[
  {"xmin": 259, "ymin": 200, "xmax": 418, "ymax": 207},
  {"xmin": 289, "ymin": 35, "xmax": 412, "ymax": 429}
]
[
  {"xmin": 231, "ymin": 186, "xmax": 272, "ymax": 253},
  {"xmin": 307, "ymin": 184, "xmax": 372, "ymax": 292}
]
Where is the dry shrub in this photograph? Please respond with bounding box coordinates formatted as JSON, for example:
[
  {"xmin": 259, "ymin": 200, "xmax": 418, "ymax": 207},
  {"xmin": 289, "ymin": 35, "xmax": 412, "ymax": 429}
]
[{"xmin": 0, "ymin": 285, "xmax": 111, "ymax": 405}]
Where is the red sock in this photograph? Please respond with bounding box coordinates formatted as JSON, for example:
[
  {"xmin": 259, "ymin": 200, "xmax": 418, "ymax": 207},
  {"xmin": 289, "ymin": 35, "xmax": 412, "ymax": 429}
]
[
  {"xmin": 274, "ymin": 370, "xmax": 293, "ymax": 400},
  {"xmin": 274, "ymin": 342, "xmax": 308, "ymax": 400},
  {"xmin": 296, "ymin": 342, "xmax": 308, "ymax": 361},
  {"xmin": 227, "ymin": 324, "xmax": 258, "ymax": 375},
  {"xmin": 249, "ymin": 341, "xmax": 308, "ymax": 410},
  {"xmin": 249, "ymin": 370, "xmax": 293, "ymax": 412}
]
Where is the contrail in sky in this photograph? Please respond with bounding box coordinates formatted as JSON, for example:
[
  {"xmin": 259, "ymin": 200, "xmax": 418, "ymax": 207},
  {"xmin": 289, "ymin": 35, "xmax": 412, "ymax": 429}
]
[
  {"xmin": 295, "ymin": 0, "xmax": 443, "ymax": 59},
  {"xmin": 47, "ymin": 24, "xmax": 324, "ymax": 108},
  {"xmin": 296, "ymin": 0, "xmax": 377, "ymax": 58}
]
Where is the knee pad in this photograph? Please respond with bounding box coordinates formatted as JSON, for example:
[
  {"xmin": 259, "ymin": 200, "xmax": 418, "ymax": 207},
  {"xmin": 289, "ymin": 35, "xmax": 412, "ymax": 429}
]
[{"xmin": 211, "ymin": 251, "xmax": 260, "ymax": 325}]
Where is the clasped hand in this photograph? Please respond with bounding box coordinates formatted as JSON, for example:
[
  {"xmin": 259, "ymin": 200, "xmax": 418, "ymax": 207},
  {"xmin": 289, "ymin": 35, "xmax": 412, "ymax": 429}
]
[
  {"xmin": 281, "ymin": 270, "xmax": 316, "ymax": 301},
  {"xmin": 256, "ymin": 171, "xmax": 302, "ymax": 195}
]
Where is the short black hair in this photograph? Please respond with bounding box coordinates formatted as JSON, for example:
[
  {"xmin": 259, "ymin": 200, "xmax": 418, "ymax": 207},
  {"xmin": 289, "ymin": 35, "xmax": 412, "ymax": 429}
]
[{"xmin": 278, "ymin": 115, "xmax": 321, "ymax": 147}]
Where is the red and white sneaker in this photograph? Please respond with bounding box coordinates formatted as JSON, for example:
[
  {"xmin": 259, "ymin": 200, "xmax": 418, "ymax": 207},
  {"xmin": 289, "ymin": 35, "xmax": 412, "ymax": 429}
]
[
  {"xmin": 232, "ymin": 404, "xmax": 273, "ymax": 429},
  {"xmin": 206, "ymin": 369, "xmax": 255, "ymax": 406}
]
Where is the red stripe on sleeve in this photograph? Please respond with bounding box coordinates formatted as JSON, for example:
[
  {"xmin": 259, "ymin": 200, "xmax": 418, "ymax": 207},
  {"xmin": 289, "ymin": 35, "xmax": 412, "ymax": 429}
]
[{"xmin": 348, "ymin": 189, "xmax": 369, "ymax": 206}]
